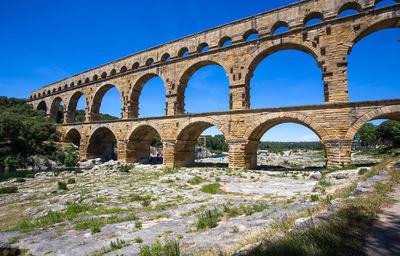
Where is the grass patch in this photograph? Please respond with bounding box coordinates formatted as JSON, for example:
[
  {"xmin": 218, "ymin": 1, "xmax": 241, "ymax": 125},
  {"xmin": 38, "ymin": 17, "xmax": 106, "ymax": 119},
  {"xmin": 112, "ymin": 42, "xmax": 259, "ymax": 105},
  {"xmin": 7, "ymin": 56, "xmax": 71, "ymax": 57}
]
[
  {"xmin": 0, "ymin": 186, "xmax": 18, "ymax": 194},
  {"xmin": 57, "ymin": 181, "xmax": 67, "ymax": 190},
  {"xmin": 200, "ymin": 183, "xmax": 224, "ymax": 194},
  {"xmin": 139, "ymin": 239, "xmax": 180, "ymax": 256},
  {"xmin": 196, "ymin": 208, "xmax": 222, "ymax": 230},
  {"xmin": 188, "ymin": 176, "xmax": 205, "ymax": 185},
  {"xmin": 118, "ymin": 164, "xmax": 133, "ymax": 173}
]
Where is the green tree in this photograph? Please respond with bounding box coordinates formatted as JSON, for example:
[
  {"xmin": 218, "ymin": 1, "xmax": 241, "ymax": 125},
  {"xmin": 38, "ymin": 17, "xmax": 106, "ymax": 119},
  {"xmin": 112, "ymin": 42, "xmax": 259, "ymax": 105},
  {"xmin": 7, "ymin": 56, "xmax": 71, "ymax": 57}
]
[
  {"xmin": 376, "ymin": 120, "xmax": 400, "ymax": 147},
  {"xmin": 356, "ymin": 123, "xmax": 377, "ymax": 149}
]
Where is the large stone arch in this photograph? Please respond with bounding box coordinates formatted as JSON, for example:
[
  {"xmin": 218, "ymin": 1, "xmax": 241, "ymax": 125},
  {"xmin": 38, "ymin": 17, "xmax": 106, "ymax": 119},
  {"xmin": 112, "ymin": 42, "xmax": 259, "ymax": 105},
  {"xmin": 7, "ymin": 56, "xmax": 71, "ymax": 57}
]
[
  {"xmin": 175, "ymin": 59, "xmax": 230, "ymax": 114},
  {"xmin": 86, "ymin": 127, "xmax": 117, "ymax": 160},
  {"xmin": 172, "ymin": 119, "xmax": 229, "ymax": 167},
  {"xmin": 345, "ymin": 15, "xmax": 400, "ymax": 55},
  {"xmin": 124, "ymin": 124, "xmax": 163, "ymax": 163},
  {"xmin": 64, "ymin": 128, "xmax": 81, "ymax": 147},
  {"xmin": 126, "ymin": 72, "xmax": 167, "ymax": 118},
  {"xmin": 244, "ymin": 41, "xmax": 321, "ymax": 85},
  {"xmin": 65, "ymin": 91, "xmax": 87, "ymax": 123},
  {"xmin": 345, "ymin": 105, "xmax": 400, "ymax": 140},
  {"xmin": 243, "ymin": 113, "xmax": 328, "ymax": 168},
  {"xmin": 49, "ymin": 96, "xmax": 65, "ymax": 123},
  {"xmin": 90, "ymin": 83, "xmax": 123, "ymax": 122}
]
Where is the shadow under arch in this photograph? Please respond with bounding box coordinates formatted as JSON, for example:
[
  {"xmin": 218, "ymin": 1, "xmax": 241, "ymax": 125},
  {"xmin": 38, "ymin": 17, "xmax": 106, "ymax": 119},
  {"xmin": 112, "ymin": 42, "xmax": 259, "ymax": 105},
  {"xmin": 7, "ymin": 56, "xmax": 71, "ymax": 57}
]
[
  {"xmin": 177, "ymin": 60, "xmax": 229, "ymax": 114},
  {"xmin": 49, "ymin": 97, "xmax": 65, "ymax": 123},
  {"xmin": 37, "ymin": 101, "xmax": 47, "ymax": 112},
  {"xmin": 128, "ymin": 73, "xmax": 166, "ymax": 118},
  {"xmin": 126, "ymin": 124, "xmax": 162, "ymax": 164},
  {"xmin": 66, "ymin": 91, "xmax": 86, "ymax": 123},
  {"xmin": 64, "ymin": 128, "xmax": 81, "ymax": 147},
  {"xmin": 244, "ymin": 114, "xmax": 327, "ymax": 169},
  {"xmin": 87, "ymin": 127, "xmax": 117, "ymax": 161},
  {"xmin": 245, "ymin": 43, "xmax": 320, "ymax": 85},
  {"xmin": 173, "ymin": 120, "xmax": 228, "ymax": 167},
  {"xmin": 91, "ymin": 84, "xmax": 123, "ymax": 121}
]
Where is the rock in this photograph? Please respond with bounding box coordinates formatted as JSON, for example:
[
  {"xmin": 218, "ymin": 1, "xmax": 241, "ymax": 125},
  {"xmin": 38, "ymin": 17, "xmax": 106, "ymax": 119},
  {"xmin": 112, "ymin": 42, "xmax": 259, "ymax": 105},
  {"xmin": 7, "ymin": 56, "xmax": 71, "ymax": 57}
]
[
  {"xmin": 0, "ymin": 242, "xmax": 20, "ymax": 256},
  {"xmin": 310, "ymin": 172, "xmax": 323, "ymax": 180},
  {"xmin": 328, "ymin": 199, "xmax": 343, "ymax": 212},
  {"xmin": 79, "ymin": 159, "xmax": 96, "ymax": 169},
  {"xmin": 351, "ymin": 171, "xmax": 390, "ymax": 196},
  {"xmin": 270, "ymin": 232, "xmax": 286, "ymax": 240},
  {"xmin": 195, "ymin": 146, "xmax": 212, "ymax": 159},
  {"xmin": 294, "ymin": 217, "xmax": 312, "ymax": 231},
  {"xmin": 150, "ymin": 147, "xmax": 163, "ymax": 158},
  {"xmin": 335, "ymin": 173, "xmax": 347, "ymax": 179}
]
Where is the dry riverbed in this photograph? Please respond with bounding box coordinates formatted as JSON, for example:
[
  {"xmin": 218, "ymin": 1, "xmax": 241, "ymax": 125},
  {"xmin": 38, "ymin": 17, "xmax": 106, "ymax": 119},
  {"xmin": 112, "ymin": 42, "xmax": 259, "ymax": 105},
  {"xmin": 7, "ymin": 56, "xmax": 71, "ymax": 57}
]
[{"xmin": 0, "ymin": 150, "xmax": 382, "ymax": 255}]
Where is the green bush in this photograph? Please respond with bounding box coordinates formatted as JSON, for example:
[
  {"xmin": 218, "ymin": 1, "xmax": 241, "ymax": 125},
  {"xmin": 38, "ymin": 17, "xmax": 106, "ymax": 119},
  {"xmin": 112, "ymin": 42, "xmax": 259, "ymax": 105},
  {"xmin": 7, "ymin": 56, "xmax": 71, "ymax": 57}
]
[
  {"xmin": 135, "ymin": 237, "xmax": 143, "ymax": 243},
  {"xmin": 196, "ymin": 208, "xmax": 222, "ymax": 230},
  {"xmin": 0, "ymin": 186, "xmax": 18, "ymax": 194},
  {"xmin": 15, "ymin": 178, "xmax": 25, "ymax": 183},
  {"xmin": 91, "ymin": 226, "xmax": 101, "ymax": 234},
  {"xmin": 118, "ymin": 164, "xmax": 133, "ymax": 173},
  {"xmin": 139, "ymin": 240, "xmax": 180, "ymax": 256},
  {"xmin": 67, "ymin": 178, "xmax": 75, "ymax": 184},
  {"xmin": 188, "ymin": 176, "xmax": 204, "ymax": 185},
  {"xmin": 311, "ymin": 195, "xmax": 319, "ymax": 201},
  {"xmin": 57, "ymin": 181, "xmax": 67, "ymax": 190},
  {"xmin": 26, "ymin": 174, "xmax": 34, "ymax": 178},
  {"xmin": 200, "ymin": 183, "xmax": 224, "ymax": 194}
]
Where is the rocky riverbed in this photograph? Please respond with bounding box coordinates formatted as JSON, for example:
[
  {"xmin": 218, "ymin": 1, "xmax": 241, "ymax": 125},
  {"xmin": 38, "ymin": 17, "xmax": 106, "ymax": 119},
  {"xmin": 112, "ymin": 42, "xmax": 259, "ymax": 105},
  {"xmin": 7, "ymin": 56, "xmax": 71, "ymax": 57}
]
[{"xmin": 0, "ymin": 150, "xmax": 382, "ymax": 255}]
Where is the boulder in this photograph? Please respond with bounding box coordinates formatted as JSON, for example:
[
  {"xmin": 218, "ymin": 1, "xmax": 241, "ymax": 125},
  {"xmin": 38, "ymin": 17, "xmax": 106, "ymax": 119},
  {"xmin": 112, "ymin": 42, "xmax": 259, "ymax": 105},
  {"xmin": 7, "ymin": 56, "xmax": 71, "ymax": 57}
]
[
  {"xmin": 310, "ymin": 172, "xmax": 323, "ymax": 180},
  {"xmin": 195, "ymin": 146, "xmax": 212, "ymax": 159}
]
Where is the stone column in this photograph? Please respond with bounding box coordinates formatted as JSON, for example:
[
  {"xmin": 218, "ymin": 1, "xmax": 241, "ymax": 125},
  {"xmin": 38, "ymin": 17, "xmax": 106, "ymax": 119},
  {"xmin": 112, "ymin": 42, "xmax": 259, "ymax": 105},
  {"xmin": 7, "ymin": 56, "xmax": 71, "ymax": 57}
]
[
  {"xmin": 227, "ymin": 140, "xmax": 256, "ymax": 170},
  {"xmin": 323, "ymin": 139, "xmax": 352, "ymax": 169},
  {"xmin": 117, "ymin": 139, "xmax": 128, "ymax": 163},
  {"xmin": 79, "ymin": 138, "xmax": 89, "ymax": 161},
  {"xmin": 166, "ymin": 94, "xmax": 184, "ymax": 115},
  {"xmin": 229, "ymin": 83, "xmax": 250, "ymax": 110},
  {"xmin": 64, "ymin": 110, "xmax": 75, "ymax": 124},
  {"xmin": 122, "ymin": 100, "xmax": 138, "ymax": 119},
  {"xmin": 321, "ymin": 47, "xmax": 349, "ymax": 103},
  {"xmin": 162, "ymin": 139, "xmax": 177, "ymax": 168}
]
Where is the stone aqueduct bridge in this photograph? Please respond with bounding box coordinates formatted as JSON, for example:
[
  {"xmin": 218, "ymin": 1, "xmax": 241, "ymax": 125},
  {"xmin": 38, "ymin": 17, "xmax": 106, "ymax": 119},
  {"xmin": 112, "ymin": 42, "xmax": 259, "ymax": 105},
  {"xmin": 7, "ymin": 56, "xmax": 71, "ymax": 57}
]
[{"xmin": 28, "ymin": 0, "xmax": 400, "ymax": 169}]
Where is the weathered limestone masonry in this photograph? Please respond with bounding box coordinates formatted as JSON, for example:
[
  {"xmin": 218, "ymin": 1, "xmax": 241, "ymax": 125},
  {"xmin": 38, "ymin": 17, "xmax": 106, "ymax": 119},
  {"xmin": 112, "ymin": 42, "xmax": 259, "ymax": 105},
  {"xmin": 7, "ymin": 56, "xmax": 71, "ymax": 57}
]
[{"xmin": 28, "ymin": 0, "xmax": 400, "ymax": 169}]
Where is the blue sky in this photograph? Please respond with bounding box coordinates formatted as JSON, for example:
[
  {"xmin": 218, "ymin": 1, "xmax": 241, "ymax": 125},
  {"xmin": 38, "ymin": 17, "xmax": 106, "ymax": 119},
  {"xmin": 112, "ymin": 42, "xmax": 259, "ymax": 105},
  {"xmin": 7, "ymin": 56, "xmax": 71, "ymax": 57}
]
[{"xmin": 0, "ymin": 0, "xmax": 399, "ymax": 141}]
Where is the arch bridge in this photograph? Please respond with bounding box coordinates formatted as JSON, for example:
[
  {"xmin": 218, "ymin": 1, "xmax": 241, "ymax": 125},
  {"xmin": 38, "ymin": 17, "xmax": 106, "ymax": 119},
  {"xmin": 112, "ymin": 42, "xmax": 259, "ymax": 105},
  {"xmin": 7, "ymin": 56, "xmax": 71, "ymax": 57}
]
[{"xmin": 28, "ymin": 0, "xmax": 400, "ymax": 169}]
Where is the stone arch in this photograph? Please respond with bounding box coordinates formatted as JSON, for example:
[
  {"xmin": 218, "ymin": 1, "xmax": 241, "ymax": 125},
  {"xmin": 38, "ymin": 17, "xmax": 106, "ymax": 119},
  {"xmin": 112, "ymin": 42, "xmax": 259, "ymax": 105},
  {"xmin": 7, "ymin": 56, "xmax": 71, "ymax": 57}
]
[
  {"xmin": 161, "ymin": 53, "xmax": 170, "ymax": 62},
  {"xmin": 93, "ymin": 74, "xmax": 98, "ymax": 81},
  {"xmin": 90, "ymin": 84, "xmax": 123, "ymax": 121},
  {"xmin": 110, "ymin": 69, "xmax": 116, "ymax": 76},
  {"xmin": 218, "ymin": 36, "xmax": 232, "ymax": 47},
  {"xmin": 120, "ymin": 66, "xmax": 127, "ymax": 73},
  {"xmin": 66, "ymin": 91, "xmax": 86, "ymax": 123},
  {"xmin": 127, "ymin": 73, "xmax": 166, "ymax": 118},
  {"xmin": 64, "ymin": 128, "xmax": 81, "ymax": 147},
  {"xmin": 145, "ymin": 58, "xmax": 154, "ymax": 66},
  {"xmin": 176, "ymin": 60, "xmax": 229, "ymax": 114},
  {"xmin": 132, "ymin": 62, "xmax": 140, "ymax": 70},
  {"xmin": 197, "ymin": 42, "xmax": 209, "ymax": 53},
  {"xmin": 345, "ymin": 17, "xmax": 400, "ymax": 54},
  {"xmin": 271, "ymin": 21, "xmax": 289, "ymax": 35},
  {"xmin": 243, "ymin": 29, "xmax": 258, "ymax": 41},
  {"xmin": 125, "ymin": 124, "xmax": 162, "ymax": 163},
  {"xmin": 173, "ymin": 120, "xmax": 228, "ymax": 167},
  {"xmin": 338, "ymin": 1, "xmax": 362, "ymax": 16},
  {"xmin": 345, "ymin": 105, "xmax": 400, "ymax": 140},
  {"xmin": 244, "ymin": 113, "xmax": 328, "ymax": 168},
  {"xmin": 375, "ymin": 0, "xmax": 400, "ymax": 7},
  {"xmin": 87, "ymin": 127, "xmax": 117, "ymax": 160},
  {"xmin": 36, "ymin": 101, "xmax": 47, "ymax": 112},
  {"xmin": 303, "ymin": 12, "xmax": 324, "ymax": 26},
  {"xmin": 245, "ymin": 42, "xmax": 320, "ymax": 85},
  {"xmin": 49, "ymin": 96, "xmax": 65, "ymax": 123},
  {"xmin": 101, "ymin": 72, "xmax": 107, "ymax": 79},
  {"xmin": 85, "ymin": 77, "xmax": 90, "ymax": 83},
  {"xmin": 177, "ymin": 47, "xmax": 189, "ymax": 57}
]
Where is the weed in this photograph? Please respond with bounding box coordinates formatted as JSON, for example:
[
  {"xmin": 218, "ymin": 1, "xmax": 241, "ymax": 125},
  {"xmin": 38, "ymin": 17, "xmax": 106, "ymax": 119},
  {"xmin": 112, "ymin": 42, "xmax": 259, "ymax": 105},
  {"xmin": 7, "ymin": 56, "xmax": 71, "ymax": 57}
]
[
  {"xmin": 15, "ymin": 178, "xmax": 25, "ymax": 183},
  {"xmin": 188, "ymin": 176, "xmax": 205, "ymax": 185},
  {"xmin": 358, "ymin": 168, "xmax": 368, "ymax": 175},
  {"xmin": 135, "ymin": 237, "xmax": 143, "ymax": 243},
  {"xmin": 91, "ymin": 226, "xmax": 101, "ymax": 234},
  {"xmin": 135, "ymin": 221, "xmax": 142, "ymax": 229},
  {"xmin": 164, "ymin": 168, "xmax": 180, "ymax": 174},
  {"xmin": 139, "ymin": 240, "xmax": 179, "ymax": 256},
  {"xmin": 310, "ymin": 195, "xmax": 319, "ymax": 201},
  {"xmin": 118, "ymin": 164, "xmax": 133, "ymax": 173},
  {"xmin": 26, "ymin": 174, "xmax": 35, "ymax": 178}
]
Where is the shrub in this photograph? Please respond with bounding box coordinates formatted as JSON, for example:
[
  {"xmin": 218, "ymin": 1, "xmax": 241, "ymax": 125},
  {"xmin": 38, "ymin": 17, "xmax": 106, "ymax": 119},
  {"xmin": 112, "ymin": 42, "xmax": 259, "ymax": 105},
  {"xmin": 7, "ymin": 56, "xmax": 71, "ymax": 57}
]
[
  {"xmin": 67, "ymin": 178, "xmax": 76, "ymax": 184},
  {"xmin": 15, "ymin": 178, "xmax": 25, "ymax": 183},
  {"xmin": 188, "ymin": 176, "xmax": 204, "ymax": 185},
  {"xmin": 91, "ymin": 226, "xmax": 101, "ymax": 234},
  {"xmin": 110, "ymin": 239, "xmax": 125, "ymax": 250},
  {"xmin": 135, "ymin": 237, "xmax": 143, "ymax": 243},
  {"xmin": 139, "ymin": 240, "xmax": 179, "ymax": 256},
  {"xmin": 57, "ymin": 181, "xmax": 67, "ymax": 190},
  {"xmin": 26, "ymin": 174, "xmax": 34, "ymax": 178},
  {"xmin": 358, "ymin": 168, "xmax": 368, "ymax": 175},
  {"xmin": 0, "ymin": 186, "xmax": 18, "ymax": 194},
  {"xmin": 118, "ymin": 164, "xmax": 133, "ymax": 173},
  {"xmin": 135, "ymin": 221, "xmax": 142, "ymax": 229},
  {"xmin": 196, "ymin": 208, "xmax": 222, "ymax": 230},
  {"xmin": 311, "ymin": 195, "xmax": 319, "ymax": 201},
  {"xmin": 200, "ymin": 183, "xmax": 224, "ymax": 194}
]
